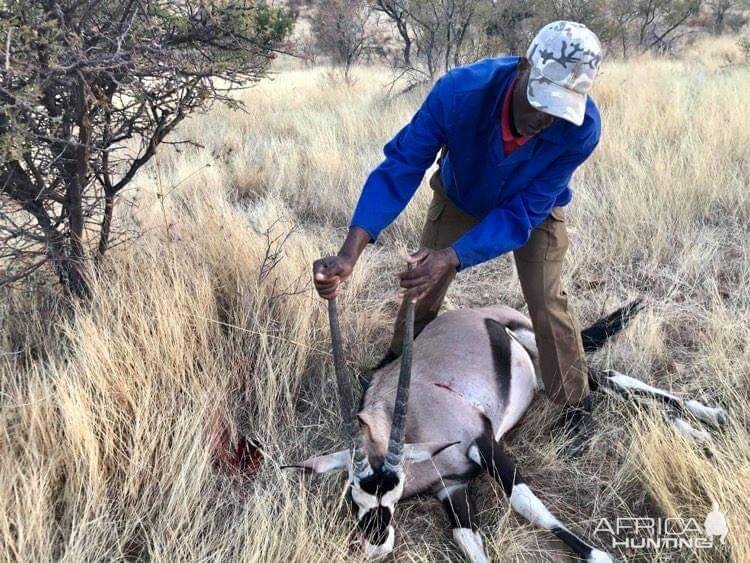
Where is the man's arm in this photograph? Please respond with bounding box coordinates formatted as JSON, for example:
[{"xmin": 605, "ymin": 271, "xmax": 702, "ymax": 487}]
[
  {"xmin": 451, "ymin": 145, "xmax": 598, "ymax": 270},
  {"xmin": 313, "ymin": 76, "xmax": 452, "ymax": 299},
  {"xmin": 398, "ymin": 139, "xmax": 599, "ymax": 300},
  {"xmin": 349, "ymin": 75, "xmax": 452, "ymax": 241}
]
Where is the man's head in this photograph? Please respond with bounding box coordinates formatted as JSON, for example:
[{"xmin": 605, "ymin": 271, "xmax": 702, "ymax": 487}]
[{"xmin": 513, "ymin": 21, "xmax": 602, "ymax": 135}]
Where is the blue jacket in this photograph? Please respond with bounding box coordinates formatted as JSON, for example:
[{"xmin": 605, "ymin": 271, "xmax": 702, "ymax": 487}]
[{"xmin": 350, "ymin": 56, "xmax": 601, "ymax": 270}]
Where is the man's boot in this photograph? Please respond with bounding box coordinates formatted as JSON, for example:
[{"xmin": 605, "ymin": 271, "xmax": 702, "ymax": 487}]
[{"xmin": 556, "ymin": 395, "xmax": 593, "ymax": 458}]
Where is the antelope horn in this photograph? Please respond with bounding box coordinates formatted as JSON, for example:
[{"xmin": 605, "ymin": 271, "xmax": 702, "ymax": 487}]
[
  {"xmin": 384, "ymin": 294, "xmax": 416, "ymax": 471},
  {"xmin": 327, "ymin": 298, "xmax": 372, "ymax": 476}
]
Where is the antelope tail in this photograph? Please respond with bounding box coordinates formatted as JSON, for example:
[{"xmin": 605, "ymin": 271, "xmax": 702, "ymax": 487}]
[{"xmin": 580, "ymin": 299, "xmax": 643, "ymax": 353}]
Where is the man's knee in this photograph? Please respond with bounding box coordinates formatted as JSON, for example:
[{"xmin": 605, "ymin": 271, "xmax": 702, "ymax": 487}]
[
  {"xmin": 518, "ymin": 263, "xmax": 566, "ymax": 319},
  {"xmin": 534, "ymin": 293, "xmax": 579, "ymax": 335}
]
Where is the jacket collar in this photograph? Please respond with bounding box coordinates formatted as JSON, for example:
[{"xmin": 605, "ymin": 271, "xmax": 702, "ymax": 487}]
[{"xmin": 539, "ymin": 120, "xmax": 566, "ymax": 144}]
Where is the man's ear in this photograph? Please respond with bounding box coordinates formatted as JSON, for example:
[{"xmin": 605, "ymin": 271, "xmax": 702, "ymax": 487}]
[
  {"xmin": 517, "ymin": 56, "xmax": 530, "ymax": 72},
  {"xmin": 283, "ymin": 449, "xmax": 350, "ymax": 474},
  {"xmin": 403, "ymin": 441, "xmax": 460, "ymax": 463}
]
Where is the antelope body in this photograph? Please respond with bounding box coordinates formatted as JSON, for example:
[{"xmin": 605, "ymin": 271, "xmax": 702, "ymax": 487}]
[
  {"xmin": 292, "ymin": 301, "xmax": 728, "ymax": 562},
  {"xmin": 360, "ymin": 306, "xmax": 537, "ymax": 499}
]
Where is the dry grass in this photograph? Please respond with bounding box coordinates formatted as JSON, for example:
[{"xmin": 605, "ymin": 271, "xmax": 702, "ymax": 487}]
[{"xmin": 1, "ymin": 43, "xmax": 749, "ymax": 562}]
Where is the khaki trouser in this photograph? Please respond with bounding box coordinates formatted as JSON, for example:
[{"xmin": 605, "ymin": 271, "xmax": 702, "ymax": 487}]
[{"xmin": 389, "ymin": 169, "xmax": 589, "ymax": 405}]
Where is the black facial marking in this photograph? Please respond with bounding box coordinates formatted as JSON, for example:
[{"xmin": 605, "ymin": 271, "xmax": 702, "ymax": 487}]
[
  {"xmin": 484, "ymin": 318, "xmax": 512, "ymax": 400},
  {"xmin": 359, "ymin": 506, "xmax": 392, "ymax": 545},
  {"xmin": 359, "ymin": 466, "xmax": 400, "ymax": 496},
  {"xmin": 551, "ymin": 526, "xmax": 594, "ymax": 560},
  {"xmin": 349, "ymin": 467, "xmax": 402, "ymax": 546}
]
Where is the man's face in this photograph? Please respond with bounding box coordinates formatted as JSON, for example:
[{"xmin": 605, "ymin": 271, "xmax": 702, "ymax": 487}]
[{"xmin": 511, "ymin": 66, "xmax": 557, "ymax": 137}]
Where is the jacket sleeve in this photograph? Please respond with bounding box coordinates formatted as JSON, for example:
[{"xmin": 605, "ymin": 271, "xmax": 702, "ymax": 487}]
[
  {"xmin": 350, "ymin": 76, "xmax": 451, "ymax": 241},
  {"xmin": 450, "ymin": 141, "xmax": 598, "ymax": 270}
]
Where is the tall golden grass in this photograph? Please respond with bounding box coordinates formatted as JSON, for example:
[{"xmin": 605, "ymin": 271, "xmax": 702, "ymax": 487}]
[{"xmin": 1, "ymin": 37, "xmax": 749, "ymax": 561}]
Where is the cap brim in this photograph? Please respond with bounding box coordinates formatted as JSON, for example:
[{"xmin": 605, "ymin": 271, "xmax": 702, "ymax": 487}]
[{"xmin": 527, "ymin": 73, "xmax": 586, "ymax": 127}]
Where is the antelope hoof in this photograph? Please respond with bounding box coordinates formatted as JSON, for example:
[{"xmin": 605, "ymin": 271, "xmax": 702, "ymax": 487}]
[
  {"xmin": 452, "ymin": 528, "xmax": 488, "ymax": 563},
  {"xmin": 588, "ymin": 548, "xmax": 614, "ymax": 563},
  {"xmin": 684, "ymin": 400, "xmax": 730, "ymax": 429}
]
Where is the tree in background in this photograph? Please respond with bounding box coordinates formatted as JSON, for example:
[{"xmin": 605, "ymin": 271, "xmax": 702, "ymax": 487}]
[
  {"xmin": 373, "ymin": 0, "xmax": 492, "ymax": 85},
  {"xmin": 312, "ymin": 0, "xmax": 373, "ymax": 82},
  {"xmin": 540, "ymin": 0, "xmax": 708, "ymax": 55},
  {"xmin": 0, "ymin": 0, "xmax": 293, "ymax": 297},
  {"xmin": 632, "ymin": 0, "xmax": 702, "ymax": 52},
  {"xmin": 372, "ymin": 0, "xmax": 413, "ymax": 66},
  {"xmin": 372, "ymin": 0, "xmax": 709, "ymax": 78},
  {"xmin": 705, "ymin": 0, "xmax": 749, "ymax": 33},
  {"xmin": 482, "ymin": 0, "xmax": 535, "ymax": 55}
]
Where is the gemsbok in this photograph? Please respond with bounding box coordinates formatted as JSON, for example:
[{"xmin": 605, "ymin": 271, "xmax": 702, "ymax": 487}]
[{"xmin": 289, "ymin": 298, "xmax": 728, "ymax": 562}]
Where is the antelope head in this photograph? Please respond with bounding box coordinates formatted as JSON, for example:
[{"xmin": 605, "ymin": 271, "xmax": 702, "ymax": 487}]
[{"xmin": 291, "ymin": 298, "xmax": 450, "ymax": 558}]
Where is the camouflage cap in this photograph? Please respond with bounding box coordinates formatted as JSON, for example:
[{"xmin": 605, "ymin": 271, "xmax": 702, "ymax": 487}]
[{"xmin": 526, "ymin": 21, "xmax": 602, "ymax": 126}]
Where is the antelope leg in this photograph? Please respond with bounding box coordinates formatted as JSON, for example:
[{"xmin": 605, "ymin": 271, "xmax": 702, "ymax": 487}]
[
  {"xmin": 670, "ymin": 415, "xmax": 711, "ymax": 443},
  {"xmin": 591, "ymin": 368, "xmax": 729, "ymax": 429},
  {"xmin": 438, "ymin": 484, "xmax": 488, "ymax": 563},
  {"xmin": 468, "ymin": 438, "xmax": 613, "ymax": 563}
]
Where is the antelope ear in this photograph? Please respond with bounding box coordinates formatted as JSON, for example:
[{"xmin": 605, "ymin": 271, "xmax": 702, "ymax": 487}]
[
  {"xmin": 403, "ymin": 441, "xmax": 460, "ymax": 463},
  {"xmin": 283, "ymin": 450, "xmax": 350, "ymax": 474},
  {"xmin": 358, "ymin": 411, "xmax": 389, "ymax": 445}
]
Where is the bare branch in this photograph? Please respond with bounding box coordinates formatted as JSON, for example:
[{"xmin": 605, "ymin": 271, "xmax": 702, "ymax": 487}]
[
  {"xmin": 4, "ymin": 26, "xmax": 10, "ymax": 71},
  {"xmin": 0, "ymin": 1, "xmax": 294, "ymax": 294}
]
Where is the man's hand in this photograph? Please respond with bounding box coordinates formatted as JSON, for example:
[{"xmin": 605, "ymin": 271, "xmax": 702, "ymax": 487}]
[
  {"xmin": 398, "ymin": 247, "xmax": 460, "ymax": 302},
  {"xmin": 312, "ymin": 226, "xmax": 371, "ymax": 300},
  {"xmin": 313, "ymin": 255, "xmax": 355, "ymax": 300}
]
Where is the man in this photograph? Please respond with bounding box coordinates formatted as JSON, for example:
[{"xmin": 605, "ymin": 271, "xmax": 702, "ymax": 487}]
[{"xmin": 312, "ymin": 21, "xmax": 603, "ymax": 455}]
